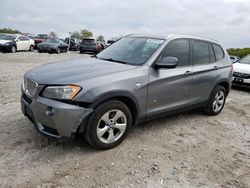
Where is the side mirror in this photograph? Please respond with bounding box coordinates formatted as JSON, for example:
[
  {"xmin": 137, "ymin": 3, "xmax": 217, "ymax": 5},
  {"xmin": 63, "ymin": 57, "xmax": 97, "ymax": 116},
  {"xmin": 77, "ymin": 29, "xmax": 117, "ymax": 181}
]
[
  {"xmin": 16, "ymin": 39, "xmax": 20, "ymax": 42},
  {"xmin": 154, "ymin": 57, "xmax": 178, "ymax": 69}
]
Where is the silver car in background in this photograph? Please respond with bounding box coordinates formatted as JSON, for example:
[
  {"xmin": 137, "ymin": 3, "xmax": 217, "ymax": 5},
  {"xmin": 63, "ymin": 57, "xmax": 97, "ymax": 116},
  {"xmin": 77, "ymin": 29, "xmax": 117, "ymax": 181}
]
[{"xmin": 21, "ymin": 34, "xmax": 232, "ymax": 149}]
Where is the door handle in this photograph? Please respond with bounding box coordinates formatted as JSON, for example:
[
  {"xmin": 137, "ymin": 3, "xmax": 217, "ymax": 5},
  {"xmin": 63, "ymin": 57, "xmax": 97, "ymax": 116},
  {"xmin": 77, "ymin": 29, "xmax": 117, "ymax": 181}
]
[
  {"xmin": 213, "ymin": 66, "xmax": 218, "ymax": 70},
  {"xmin": 184, "ymin": 70, "xmax": 193, "ymax": 75}
]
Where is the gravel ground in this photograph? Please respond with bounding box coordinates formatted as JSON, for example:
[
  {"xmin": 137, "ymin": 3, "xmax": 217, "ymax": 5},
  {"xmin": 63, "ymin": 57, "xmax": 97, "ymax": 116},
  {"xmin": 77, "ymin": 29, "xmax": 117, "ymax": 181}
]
[{"xmin": 0, "ymin": 51, "xmax": 249, "ymax": 188}]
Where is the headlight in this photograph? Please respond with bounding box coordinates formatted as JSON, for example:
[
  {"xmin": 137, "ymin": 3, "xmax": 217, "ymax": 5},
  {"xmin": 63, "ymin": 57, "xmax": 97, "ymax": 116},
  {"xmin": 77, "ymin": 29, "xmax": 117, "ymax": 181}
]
[
  {"xmin": 4, "ymin": 42, "xmax": 11, "ymax": 45},
  {"xmin": 42, "ymin": 85, "xmax": 81, "ymax": 100}
]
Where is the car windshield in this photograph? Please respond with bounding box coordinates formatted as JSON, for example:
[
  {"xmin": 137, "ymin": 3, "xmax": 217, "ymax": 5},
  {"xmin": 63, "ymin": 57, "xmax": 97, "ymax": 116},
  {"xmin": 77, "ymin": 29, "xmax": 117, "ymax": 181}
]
[
  {"xmin": 239, "ymin": 55, "xmax": 250, "ymax": 64},
  {"xmin": 0, "ymin": 35, "xmax": 16, "ymax": 41},
  {"xmin": 96, "ymin": 37, "xmax": 164, "ymax": 65},
  {"xmin": 45, "ymin": 39, "xmax": 59, "ymax": 43}
]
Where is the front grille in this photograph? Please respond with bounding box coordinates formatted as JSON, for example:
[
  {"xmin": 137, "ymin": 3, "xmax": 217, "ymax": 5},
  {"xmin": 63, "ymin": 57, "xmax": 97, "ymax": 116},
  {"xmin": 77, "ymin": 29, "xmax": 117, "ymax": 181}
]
[
  {"xmin": 24, "ymin": 78, "xmax": 38, "ymax": 97},
  {"xmin": 233, "ymin": 72, "xmax": 250, "ymax": 79}
]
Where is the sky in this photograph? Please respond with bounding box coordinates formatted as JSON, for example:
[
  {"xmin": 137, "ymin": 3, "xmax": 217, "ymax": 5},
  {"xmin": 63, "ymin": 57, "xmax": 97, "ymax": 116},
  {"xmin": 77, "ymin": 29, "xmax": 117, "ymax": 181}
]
[{"xmin": 0, "ymin": 0, "xmax": 250, "ymax": 48}]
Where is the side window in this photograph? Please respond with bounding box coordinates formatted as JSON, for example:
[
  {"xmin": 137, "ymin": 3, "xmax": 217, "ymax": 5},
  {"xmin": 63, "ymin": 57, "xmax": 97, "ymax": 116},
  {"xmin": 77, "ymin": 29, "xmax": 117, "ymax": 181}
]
[
  {"xmin": 192, "ymin": 40, "xmax": 210, "ymax": 65},
  {"xmin": 209, "ymin": 44, "xmax": 216, "ymax": 63},
  {"xmin": 19, "ymin": 36, "xmax": 27, "ymax": 41},
  {"xmin": 212, "ymin": 44, "xmax": 224, "ymax": 60},
  {"xmin": 160, "ymin": 39, "xmax": 190, "ymax": 67}
]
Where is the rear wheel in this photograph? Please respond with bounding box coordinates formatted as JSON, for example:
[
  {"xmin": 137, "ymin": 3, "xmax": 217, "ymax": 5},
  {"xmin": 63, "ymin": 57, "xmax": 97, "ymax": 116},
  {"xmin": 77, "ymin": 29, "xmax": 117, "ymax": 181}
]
[
  {"xmin": 204, "ymin": 85, "xmax": 226, "ymax": 116},
  {"xmin": 85, "ymin": 100, "xmax": 132, "ymax": 150},
  {"xmin": 29, "ymin": 45, "xmax": 34, "ymax": 52},
  {"xmin": 11, "ymin": 46, "xmax": 16, "ymax": 53}
]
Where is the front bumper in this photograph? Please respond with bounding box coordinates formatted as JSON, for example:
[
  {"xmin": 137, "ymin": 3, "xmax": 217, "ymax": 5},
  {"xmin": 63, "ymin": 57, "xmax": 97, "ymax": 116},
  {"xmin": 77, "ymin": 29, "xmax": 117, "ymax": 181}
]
[
  {"xmin": 37, "ymin": 46, "xmax": 56, "ymax": 53},
  {"xmin": 21, "ymin": 91, "xmax": 93, "ymax": 138},
  {"xmin": 232, "ymin": 77, "xmax": 250, "ymax": 89},
  {"xmin": 0, "ymin": 44, "xmax": 12, "ymax": 51}
]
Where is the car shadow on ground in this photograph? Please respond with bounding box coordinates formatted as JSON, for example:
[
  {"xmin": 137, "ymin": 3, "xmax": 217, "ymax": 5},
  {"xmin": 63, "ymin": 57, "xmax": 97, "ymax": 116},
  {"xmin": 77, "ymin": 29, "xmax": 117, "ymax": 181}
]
[
  {"xmin": 231, "ymin": 85, "xmax": 250, "ymax": 93},
  {"xmin": 32, "ymin": 109, "xmax": 204, "ymax": 152}
]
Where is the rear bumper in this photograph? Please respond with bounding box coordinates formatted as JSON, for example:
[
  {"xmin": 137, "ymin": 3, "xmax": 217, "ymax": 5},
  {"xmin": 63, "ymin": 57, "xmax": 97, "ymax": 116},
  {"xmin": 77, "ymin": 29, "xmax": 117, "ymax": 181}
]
[{"xmin": 21, "ymin": 92, "xmax": 93, "ymax": 138}]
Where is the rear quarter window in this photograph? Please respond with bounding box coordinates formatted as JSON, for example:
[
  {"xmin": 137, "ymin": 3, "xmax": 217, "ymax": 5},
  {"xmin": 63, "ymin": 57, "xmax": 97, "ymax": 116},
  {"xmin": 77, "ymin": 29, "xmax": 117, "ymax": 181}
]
[{"xmin": 212, "ymin": 44, "xmax": 224, "ymax": 60}]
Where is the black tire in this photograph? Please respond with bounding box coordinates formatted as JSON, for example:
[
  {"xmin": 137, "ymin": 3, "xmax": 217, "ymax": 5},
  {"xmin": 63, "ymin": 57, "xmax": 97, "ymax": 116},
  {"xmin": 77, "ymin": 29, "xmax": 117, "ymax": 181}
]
[
  {"xmin": 85, "ymin": 100, "xmax": 132, "ymax": 150},
  {"xmin": 29, "ymin": 45, "xmax": 34, "ymax": 52},
  {"xmin": 38, "ymin": 50, "xmax": 42, "ymax": 53},
  {"xmin": 204, "ymin": 85, "xmax": 226, "ymax": 116},
  {"xmin": 57, "ymin": 47, "xmax": 61, "ymax": 54},
  {"xmin": 10, "ymin": 46, "xmax": 16, "ymax": 53}
]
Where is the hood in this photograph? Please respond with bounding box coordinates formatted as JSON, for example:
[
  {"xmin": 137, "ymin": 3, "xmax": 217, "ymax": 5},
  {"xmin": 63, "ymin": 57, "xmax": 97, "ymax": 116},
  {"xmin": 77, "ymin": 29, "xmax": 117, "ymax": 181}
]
[
  {"xmin": 0, "ymin": 39, "xmax": 12, "ymax": 44},
  {"xmin": 25, "ymin": 58, "xmax": 136, "ymax": 85},
  {"xmin": 233, "ymin": 62, "xmax": 250, "ymax": 74}
]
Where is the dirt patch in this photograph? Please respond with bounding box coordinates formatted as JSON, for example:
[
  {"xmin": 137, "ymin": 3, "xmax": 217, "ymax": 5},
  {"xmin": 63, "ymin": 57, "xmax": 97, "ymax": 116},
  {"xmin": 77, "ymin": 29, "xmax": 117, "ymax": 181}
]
[{"xmin": 0, "ymin": 51, "xmax": 249, "ymax": 188}]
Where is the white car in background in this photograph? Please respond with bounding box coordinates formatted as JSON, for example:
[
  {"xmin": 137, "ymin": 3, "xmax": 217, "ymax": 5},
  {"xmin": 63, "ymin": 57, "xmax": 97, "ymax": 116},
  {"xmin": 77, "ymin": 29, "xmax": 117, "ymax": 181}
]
[
  {"xmin": 233, "ymin": 54, "xmax": 250, "ymax": 88},
  {"xmin": 0, "ymin": 34, "xmax": 34, "ymax": 53},
  {"xmin": 230, "ymin": 55, "xmax": 240, "ymax": 64}
]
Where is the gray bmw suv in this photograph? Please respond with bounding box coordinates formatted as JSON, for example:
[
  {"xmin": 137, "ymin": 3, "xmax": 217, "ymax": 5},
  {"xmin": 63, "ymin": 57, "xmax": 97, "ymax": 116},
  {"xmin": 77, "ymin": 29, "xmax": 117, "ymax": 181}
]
[{"xmin": 21, "ymin": 34, "xmax": 233, "ymax": 149}]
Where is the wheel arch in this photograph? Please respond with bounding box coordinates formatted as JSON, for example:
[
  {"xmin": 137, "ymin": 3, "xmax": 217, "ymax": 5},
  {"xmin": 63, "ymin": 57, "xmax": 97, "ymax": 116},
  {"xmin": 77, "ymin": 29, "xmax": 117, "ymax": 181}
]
[
  {"xmin": 89, "ymin": 91, "xmax": 140, "ymax": 126},
  {"xmin": 214, "ymin": 79, "xmax": 230, "ymax": 96}
]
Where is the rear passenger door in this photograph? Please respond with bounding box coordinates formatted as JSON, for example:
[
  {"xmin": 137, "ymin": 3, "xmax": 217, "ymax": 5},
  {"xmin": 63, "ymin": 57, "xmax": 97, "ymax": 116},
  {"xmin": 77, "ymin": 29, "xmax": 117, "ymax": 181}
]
[{"xmin": 190, "ymin": 40, "xmax": 218, "ymax": 103}]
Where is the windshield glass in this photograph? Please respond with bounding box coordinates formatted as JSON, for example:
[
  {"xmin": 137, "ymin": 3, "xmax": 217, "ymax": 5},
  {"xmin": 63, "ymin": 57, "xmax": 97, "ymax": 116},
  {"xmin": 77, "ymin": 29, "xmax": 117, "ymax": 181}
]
[
  {"xmin": 239, "ymin": 55, "xmax": 250, "ymax": 64},
  {"xmin": 96, "ymin": 37, "xmax": 164, "ymax": 65},
  {"xmin": 45, "ymin": 38, "xmax": 59, "ymax": 43},
  {"xmin": 0, "ymin": 35, "xmax": 16, "ymax": 41}
]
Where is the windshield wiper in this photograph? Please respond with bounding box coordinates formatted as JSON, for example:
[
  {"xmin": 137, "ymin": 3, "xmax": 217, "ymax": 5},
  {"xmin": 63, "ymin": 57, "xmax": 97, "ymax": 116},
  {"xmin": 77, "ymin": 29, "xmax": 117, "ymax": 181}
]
[{"xmin": 99, "ymin": 57, "xmax": 127, "ymax": 64}]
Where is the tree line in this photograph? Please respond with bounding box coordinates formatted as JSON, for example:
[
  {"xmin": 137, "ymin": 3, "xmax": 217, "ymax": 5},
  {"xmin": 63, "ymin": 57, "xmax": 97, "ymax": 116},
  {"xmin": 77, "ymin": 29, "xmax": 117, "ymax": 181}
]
[
  {"xmin": 0, "ymin": 28, "xmax": 106, "ymax": 43},
  {"xmin": 226, "ymin": 48, "xmax": 250, "ymax": 58}
]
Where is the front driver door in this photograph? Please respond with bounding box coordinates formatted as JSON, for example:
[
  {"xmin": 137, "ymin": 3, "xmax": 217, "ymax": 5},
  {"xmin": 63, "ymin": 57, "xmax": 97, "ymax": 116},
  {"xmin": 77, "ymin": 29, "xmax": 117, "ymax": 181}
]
[{"xmin": 146, "ymin": 39, "xmax": 194, "ymax": 116}]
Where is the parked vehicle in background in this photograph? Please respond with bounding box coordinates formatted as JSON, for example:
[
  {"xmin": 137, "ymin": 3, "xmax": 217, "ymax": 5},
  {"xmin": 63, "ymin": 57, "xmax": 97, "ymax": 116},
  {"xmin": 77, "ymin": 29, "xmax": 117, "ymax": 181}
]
[
  {"xmin": 0, "ymin": 34, "xmax": 34, "ymax": 53},
  {"xmin": 230, "ymin": 55, "xmax": 240, "ymax": 64},
  {"xmin": 33, "ymin": 34, "xmax": 50, "ymax": 49},
  {"xmin": 21, "ymin": 34, "xmax": 232, "ymax": 150},
  {"xmin": 65, "ymin": 37, "xmax": 81, "ymax": 50},
  {"xmin": 106, "ymin": 39, "xmax": 117, "ymax": 47},
  {"xmin": 79, "ymin": 38, "xmax": 101, "ymax": 54},
  {"xmin": 232, "ymin": 54, "xmax": 250, "ymax": 88},
  {"xmin": 37, "ymin": 38, "xmax": 68, "ymax": 54}
]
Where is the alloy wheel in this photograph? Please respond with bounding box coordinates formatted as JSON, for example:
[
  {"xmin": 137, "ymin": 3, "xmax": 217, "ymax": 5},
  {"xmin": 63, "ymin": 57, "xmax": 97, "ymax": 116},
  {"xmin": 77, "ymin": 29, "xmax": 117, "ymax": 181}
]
[
  {"xmin": 212, "ymin": 90, "xmax": 225, "ymax": 112},
  {"xmin": 96, "ymin": 109, "xmax": 127, "ymax": 144}
]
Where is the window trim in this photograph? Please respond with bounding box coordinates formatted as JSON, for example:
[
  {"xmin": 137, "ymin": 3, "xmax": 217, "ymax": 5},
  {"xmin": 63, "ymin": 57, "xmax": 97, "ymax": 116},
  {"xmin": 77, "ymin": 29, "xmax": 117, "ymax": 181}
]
[
  {"xmin": 209, "ymin": 43, "xmax": 216, "ymax": 64},
  {"xmin": 211, "ymin": 43, "xmax": 225, "ymax": 61},
  {"xmin": 152, "ymin": 38, "xmax": 192, "ymax": 68}
]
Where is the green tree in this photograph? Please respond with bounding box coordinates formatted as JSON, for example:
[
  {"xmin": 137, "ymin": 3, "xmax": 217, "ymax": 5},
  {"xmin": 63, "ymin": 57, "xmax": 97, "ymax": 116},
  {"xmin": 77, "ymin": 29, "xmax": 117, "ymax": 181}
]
[
  {"xmin": 227, "ymin": 48, "xmax": 250, "ymax": 58},
  {"xmin": 69, "ymin": 31, "xmax": 81, "ymax": 39},
  {"xmin": 0, "ymin": 28, "xmax": 21, "ymax": 34},
  {"xmin": 80, "ymin": 29, "xmax": 93, "ymax": 38},
  {"xmin": 96, "ymin": 35, "xmax": 105, "ymax": 43}
]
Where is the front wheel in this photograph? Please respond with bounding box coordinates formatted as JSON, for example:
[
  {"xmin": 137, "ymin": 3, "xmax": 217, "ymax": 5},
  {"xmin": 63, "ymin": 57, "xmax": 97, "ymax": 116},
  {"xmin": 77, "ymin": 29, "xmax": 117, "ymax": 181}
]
[
  {"xmin": 85, "ymin": 100, "xmax": 132, "ymax": 150},
  {"xmin": 204, "ymin": 85, "xmax": 226, "ymax": 116}
]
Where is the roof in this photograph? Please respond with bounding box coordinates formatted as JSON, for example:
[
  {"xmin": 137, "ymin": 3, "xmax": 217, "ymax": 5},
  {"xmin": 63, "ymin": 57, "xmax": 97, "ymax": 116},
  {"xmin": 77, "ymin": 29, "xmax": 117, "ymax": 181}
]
[{"xmin": 126, "ymin": 33, "xmax": 219, "ymax": 44}]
